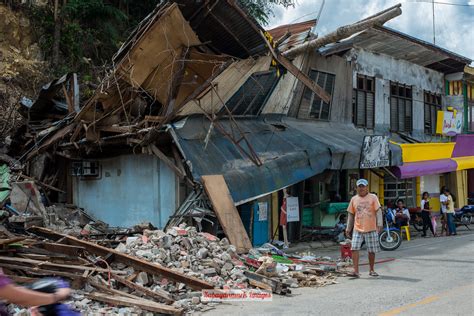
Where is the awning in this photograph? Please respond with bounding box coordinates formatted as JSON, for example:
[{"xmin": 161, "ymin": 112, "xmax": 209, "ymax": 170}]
[
  {"xmin": 393, "ymin": 159, "xmax": 457, "ymax": 179},
  {"xmin": 169, "ymin": 116, "xmax": 331, "ymax": 205},
  {"xmin": 393, "ymin": 134, "xmax": 474, "ymax": 178},
  {"xmin": 283, "ymin": 117, "xmax": 402, "ymax": 169}
]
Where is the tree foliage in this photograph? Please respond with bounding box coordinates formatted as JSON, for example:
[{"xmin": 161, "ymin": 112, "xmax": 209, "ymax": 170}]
[
  {"xmin": 238, "ymin": 0, "xmax": 295, "ymax": 25},
  {"xmin": 27, "ymin": 0, "xmax": 292, "ymax": 76}
]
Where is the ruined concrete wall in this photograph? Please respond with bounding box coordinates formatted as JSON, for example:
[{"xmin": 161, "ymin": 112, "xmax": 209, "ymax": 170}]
[
  {"xmin": 72, "ymin": 154, "xmax": 176, "ymax": 228},
  {"xmin": 350, "ymin": 48, "xmax": 445, "ymax": 139}
]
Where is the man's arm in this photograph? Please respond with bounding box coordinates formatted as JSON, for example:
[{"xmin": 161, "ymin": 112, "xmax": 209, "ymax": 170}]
[
  {"xmin": 346, "ymin": 212, "xmax": 354, "ymax": 237},
  {"xmin": 376, "ymin": 208, "xmax": 383, "ymax": 232}
]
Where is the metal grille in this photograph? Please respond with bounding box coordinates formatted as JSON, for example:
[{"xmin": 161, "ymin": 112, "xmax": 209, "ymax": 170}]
[
  {"xmin": 424, "ymin": 91, "xmax": 441, "ymax": 135},
  {"xmin": 390, "ymin": 82, "xmax": 413, "ymax": 133},
  {"xmin": 353, "ymin": 75, "xmax": 375, "ymax": 129}
]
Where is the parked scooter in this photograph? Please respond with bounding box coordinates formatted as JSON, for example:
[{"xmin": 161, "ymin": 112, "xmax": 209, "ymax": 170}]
[
  {"xmin": 454, "ymin": 205, "xmax": 474, "ymax": 228},
  {"xmin": 379, "ymin": 207, "xmax": 402, "ymax": 251}
]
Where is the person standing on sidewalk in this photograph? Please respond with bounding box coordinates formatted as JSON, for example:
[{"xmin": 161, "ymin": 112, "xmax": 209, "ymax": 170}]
[
  {"xmin": 442, "ymin": 188, "xmax": 457, "ymax": 235},
  {"xmin": 345, "ymin": 179, "xmax": 383, "ymax": 278},
  {"xmin": 421, "ymin": 192, "xmax": 436, "ymax": 237}
]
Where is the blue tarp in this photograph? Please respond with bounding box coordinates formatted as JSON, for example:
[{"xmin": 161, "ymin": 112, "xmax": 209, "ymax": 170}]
[{"xmin": 170, "ymin": 116, "xmax": 331, "ymax": 205}]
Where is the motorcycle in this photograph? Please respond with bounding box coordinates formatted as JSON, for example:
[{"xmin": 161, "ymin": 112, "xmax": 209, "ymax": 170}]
[
  {"xmin": 454, "ymin": 205, "xmax": 474, "ymax": 228},
  {"xmin": 28, "ymin": 278, "xmax": 80, "ymax": 316},
  {"xmin": 379, "ymin": 207, "xmax": 402, "ymax": 251}
]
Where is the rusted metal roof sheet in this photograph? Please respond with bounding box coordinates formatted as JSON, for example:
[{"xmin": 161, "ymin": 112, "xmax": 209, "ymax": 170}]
[
  {"xmin": 174, "ymin": 0, "xmax": 267, "ymax": 58},
  {"xmin": 267, "ymin": 19, "xmax": 316, "ymax": 51},
  {"xmin": 169, "ymin": 115, "xmax": 331, "ymax": 205}
]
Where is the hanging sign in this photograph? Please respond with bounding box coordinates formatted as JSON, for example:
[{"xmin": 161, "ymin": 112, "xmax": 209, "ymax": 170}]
[
  {"xmin": 286, "ymin": 197, "xmax": 300, "ymax": 222},
  {"xmin": 360, "ymin": 135, "xmax": 390, "ymax": 169},
  {"xmin": 436, "ymin": 111, "xmax": 462, "ymax": 136}
]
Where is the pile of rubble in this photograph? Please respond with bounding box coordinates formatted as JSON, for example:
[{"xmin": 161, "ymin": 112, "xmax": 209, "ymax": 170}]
[{"xmin": 1, "ymin": 220, "xmax": 344, "ymax": 315}]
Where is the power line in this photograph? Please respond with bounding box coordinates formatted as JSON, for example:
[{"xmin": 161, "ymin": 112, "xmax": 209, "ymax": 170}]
[{"xmin": 410, "ymin": 0, "xmax": 474, "ymax": 7}]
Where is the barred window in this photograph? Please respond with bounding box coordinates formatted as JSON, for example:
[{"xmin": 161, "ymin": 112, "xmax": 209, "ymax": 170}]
[
  {"xmin": 353, "ymin": 75, "xmax": 375, "ymax": 129},
  {"xmin": 424, "ymin": 91, "xmax": 441, "ymax": 135},
  {"xmin": 390, "ymin": 82, "xmax": 413, "ymax": 133}
]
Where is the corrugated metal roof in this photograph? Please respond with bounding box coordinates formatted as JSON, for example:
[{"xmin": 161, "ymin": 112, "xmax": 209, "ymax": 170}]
[
  {"xmin": 283, "ymin": 117, "xmax": 402, "ymax": 169},
  {"xmin": 169, "ymin": 115, "xmax": 331, "ymax": 205},
  {"xmin": 267, "ymin": 19, "xmax": 316, "ymax": 51},
  {"xmin": 321, "ymin": 26, "xmax": 471, "ymax": 74},
  {"xmin": 174, "ymin": 0, "xmax": 267, "ymax": 58}
]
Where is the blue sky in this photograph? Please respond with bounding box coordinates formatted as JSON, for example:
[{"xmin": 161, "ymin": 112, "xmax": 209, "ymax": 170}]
[{"xmin": 268, "ymin": 0, "xmax": 474, "ymax": 63}]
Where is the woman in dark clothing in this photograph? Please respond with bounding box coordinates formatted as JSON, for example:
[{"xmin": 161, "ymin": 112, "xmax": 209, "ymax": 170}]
[{"xmin": 421, "ymin": 192, "xmax": 436, "ymax": 237}]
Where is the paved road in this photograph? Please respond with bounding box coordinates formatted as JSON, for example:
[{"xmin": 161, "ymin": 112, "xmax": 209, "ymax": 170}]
[{"xmin": 204, "ymin": 228, "xmax": 474, "ymax": 316}]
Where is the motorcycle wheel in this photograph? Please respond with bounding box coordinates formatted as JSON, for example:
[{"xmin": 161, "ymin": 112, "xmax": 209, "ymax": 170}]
[
  {"xmin": 379, "ymin": 230, "xmax": 402, "ymax": 251},
  {"xmin": 461, "ymin": 214, "xmax": 472, "ymax": 225}
]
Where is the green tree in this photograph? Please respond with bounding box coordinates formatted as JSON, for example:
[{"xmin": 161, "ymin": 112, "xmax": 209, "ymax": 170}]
[{"xmin": 238, "ymin": 0, "xmax": 295, "ymax": 25}]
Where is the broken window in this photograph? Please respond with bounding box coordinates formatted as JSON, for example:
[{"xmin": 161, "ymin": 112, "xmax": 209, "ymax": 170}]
[
  {"xmin": 390, "ymin": 82, "xmax": 413, "ymax": 133},
  {"xmin": 224, "ymin": 69, "xmax": 279, "ymax": 116},
  {"xmin": 424, "ymin": 91, "xmax": 441, "ymax": 135},
  {"xmin": 353, "ymin": 75, "xmax": 375, "ymax": 129},
  {"xmin": 298, "ymin": 69, "xmax": 335, "ymax": 120}
]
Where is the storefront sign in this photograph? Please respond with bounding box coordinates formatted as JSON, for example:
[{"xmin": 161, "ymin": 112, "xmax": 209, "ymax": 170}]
[
  {"xmin": 436, "ymin": 111, "xmax": 462, "ymax": 136},
  {"xmin": 360, "ymin": 136, "xmax": 390, "ymax": 169},
  {"xmin": 286, "ymin": 197, "xmax": 300, "ymax": 222},
  {"xmin": 258, "ymin": 202, "xmax": 268, "ymax": 221}
]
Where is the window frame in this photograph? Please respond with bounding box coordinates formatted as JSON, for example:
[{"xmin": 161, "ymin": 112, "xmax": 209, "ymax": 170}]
[
  {"xmin": 390, "ymin": 82, "xmax": 413, "ymax": 133},
  {"xmin": 223, "ymin": 69, "xmax": 280, "ymax": 116},
  {"xmin": 299, "ymin": 69, "xmax": 335, "ymax": 120},
  {"xmin": 353, "ymin": 74, "xmax": 375, "ymax": 129},
  {"xmin": 423, "ymin": 91, "xmax": 442, "ymax": 135}
]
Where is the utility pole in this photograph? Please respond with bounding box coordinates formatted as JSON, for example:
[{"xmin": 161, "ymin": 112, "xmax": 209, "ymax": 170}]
[{"xmin": 432, "ymin": 0, "xmax": 436, "ymax": 45}]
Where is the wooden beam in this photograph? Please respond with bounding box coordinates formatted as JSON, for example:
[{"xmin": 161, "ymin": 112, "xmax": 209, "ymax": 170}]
[
  {"xmin": 86, "ymin": 292, "xmax": 183, "ymax": 315},
  {"xmin": 149, "ymin": 144, "xmax": 186, "ymax": 179},
  {"xmin": 35, "ymin": 242, "xmax": 86, "ymax": 257},
  {"xmin": 201, "ymin": 175, "xmax": 252, "ymax": 253},
  {"xmin": 18, "ymin": 174, "xmax": 65, "ymax": 193},
  {"xmin": 28, "ymin": 227, "xmax": 214, "ymax": 290},
  {"xmin": 282, "ymin": 4, "xmax": 402, "ymax": 59},
  {"xmin": 0, "ymin": 256, "xmax": 127, "ymax": 275},
  {"xmin": 260, "ymin": 31, "xmax": 331, "ymax": 104},
  {"xmin": 112, "ymin": 273, "xmax": 174, "ymax": 304}
]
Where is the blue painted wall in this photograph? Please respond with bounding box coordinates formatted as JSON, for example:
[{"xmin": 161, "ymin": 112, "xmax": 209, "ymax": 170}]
[{"xmin": 73, "ymin": 154, "xmax": 176, "ymax": 228}]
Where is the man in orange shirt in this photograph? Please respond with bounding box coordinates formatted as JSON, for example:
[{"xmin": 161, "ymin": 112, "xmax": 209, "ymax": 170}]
[{"xmin": 345, "ymin": 179, "xmax": 383, "ymax": 278}]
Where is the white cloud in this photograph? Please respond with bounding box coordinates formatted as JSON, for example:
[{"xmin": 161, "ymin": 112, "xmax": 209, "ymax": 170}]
[{"xmin": 268, "ymin": 0, "xmax": 474, "ymax": 62}]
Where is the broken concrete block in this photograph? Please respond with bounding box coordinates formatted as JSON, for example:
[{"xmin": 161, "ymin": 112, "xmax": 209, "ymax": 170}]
[
  {"xmin": 196, "ymin": 248, "xmax": 208, "ymax": 259},
  {"xmin": 115, "ymin": 243, "xmax": 127, "ymax": 253},
  {"xmin": 126, "ymin": 236, "xmax": 139, "ymax": 246},
  {"xmin": 220, "ymin": 252, "xmax": 231, "ymax": 262},
  {"xmin": 135, "ymin": 272, "xmax": 149, "ymax": 286},
  {"xmin": 191, "ymin": 296, "xmax": 200, "ymax": 304}
]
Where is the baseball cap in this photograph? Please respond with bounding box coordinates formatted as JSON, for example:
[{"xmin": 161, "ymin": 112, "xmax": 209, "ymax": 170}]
[{"xmin": 356, "ymin": 179, "xmax": 368, "ymax": 187}]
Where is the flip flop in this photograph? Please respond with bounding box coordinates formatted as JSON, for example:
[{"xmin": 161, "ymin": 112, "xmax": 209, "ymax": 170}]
[
  {"xmin": 369, "ymin": 271, "xmax": 379, "ymax": 277},
  {"xmin": 347, "ymin": 272, "xmax": 360, "ymax": 278}
]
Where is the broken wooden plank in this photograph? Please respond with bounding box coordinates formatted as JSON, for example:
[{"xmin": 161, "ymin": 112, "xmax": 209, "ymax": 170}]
[
  {"xmin": 144, "ymin": 115, "xmax": 165, "ymax": 123},
  {"xmin": 244, "ymin": 270, "xmax": 291, "ymax": 295},
  {"xmin": 0, "ymin": 256, "xmax": 127, "ymax": 275},
  {"xmin": 19, "ymin": 174, "xmax": 65, "ymax": 193},
  {"xmin": 260, "ymin": 31, "xmax": 331, "ymax": 104},
  {"xmin": 248, "ymin": 278, "xmax": 273, "ymax": 291},
  {"xmin": 112, "ymin": 273, "xmax": 174, "ymax": 304},
  {"xmin": 88, "ymin": 277, "xmax": 142, "ymax": 300},
  {"xmin": 149, "ymin": 144, "xmax": 186, "ymax": 179},
  {"xmin": 0, "ymin": 237, "xmax": 25, "ymax": 246},
  {"xmin": 201, "ymin": 175, "xmax": 251, "ymax": 254},
  {"xmin": 86, "ymin": 292, "xmax": 183, "ymax": 315},
  {"xmin": 35, "ymin": 242, "xmax": 86, "ymax": 257},
  {"xmin": 28, "ymin": 227, "xmax": 214, "ymax": 290}
]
